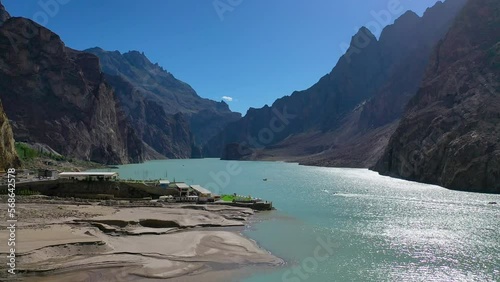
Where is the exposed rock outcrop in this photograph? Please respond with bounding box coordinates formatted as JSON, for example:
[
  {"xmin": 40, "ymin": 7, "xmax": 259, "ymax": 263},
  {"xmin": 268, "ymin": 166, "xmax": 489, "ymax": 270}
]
[
  {"xmin": 85, "ymin": 48, "xmax": 241, "ymax": 146},
  {"xmin": 0, "ymin": 2, "xmax": 211, "ymax": 163},
  {"xmin": 104, "ymin": 74, "xmax": 195, "ymax": 159},
  {"xmin": 205, "ymin": 0, "xmax": 467, "ymax": 168},
  {"xmin": 0, "ymin": 17, "xmax": 144, "ymax": 164},
  {"xmin": 375, "ymin": 0, "xmax": 500, "ymax": 193},
  {"xmin": 0, "ymin": 98, "xmax": 20, "ymax": 170},
  {"xmin": 0, "ymin": 0, "xmax": 9, "ymax": 26}
]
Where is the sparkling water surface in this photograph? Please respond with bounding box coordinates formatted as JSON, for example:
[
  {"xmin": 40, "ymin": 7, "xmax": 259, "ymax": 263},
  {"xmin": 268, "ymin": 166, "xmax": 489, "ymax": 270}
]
[{"xmin": 107, "ymin": 159, "xmax": 500, "ymax": 282}]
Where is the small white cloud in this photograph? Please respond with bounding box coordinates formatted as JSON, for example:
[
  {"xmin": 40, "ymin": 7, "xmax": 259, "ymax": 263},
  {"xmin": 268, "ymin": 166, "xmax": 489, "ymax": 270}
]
[{"xmin": 222, "ymin": 96, "xmax": 233, "ymax": 102}]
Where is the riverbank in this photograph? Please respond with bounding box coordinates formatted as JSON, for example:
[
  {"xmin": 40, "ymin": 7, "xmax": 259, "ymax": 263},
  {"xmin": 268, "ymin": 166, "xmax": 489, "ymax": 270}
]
[
  {"xmin": 0, "ymin": 197, "xmax": 283, "ymax": 281},
  {"xmin": 47, "ymin": 158, "xmax": 500, "ymax": 282}
]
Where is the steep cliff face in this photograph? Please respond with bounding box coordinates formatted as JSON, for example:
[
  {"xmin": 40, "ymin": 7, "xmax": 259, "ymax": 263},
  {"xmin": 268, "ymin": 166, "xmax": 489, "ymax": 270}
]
[
  {"xmin": 0, "ymin": 0, "xmax": 10, "ymax": 25},
  {"xmin": 205, "ymin": 0, "xmax": 466, "ymax": 167},
  {"xmin": 205, "ymin": 26, "xmax": 385, "ymax": 159},
  {"xmin": 0, "ymin": 99, "xmax": 20, "ymax": 170},
  {"xmin": 85, "ymin": 48, "xmax": 241, "ymax": 146},
  {"xmin": 375, "ymin": 0, "xmax": 500, "ymax": 193},
  {"xmin": 358, "ymin": 0, "xmax": 468, "ymax": 129},
  {"xmin": 104, "ymin": 74, "xmax": 194, "ymax": 159},
  {"xmin": 0, "ymin": 17, "xmax": 144, "ymax": 164}
]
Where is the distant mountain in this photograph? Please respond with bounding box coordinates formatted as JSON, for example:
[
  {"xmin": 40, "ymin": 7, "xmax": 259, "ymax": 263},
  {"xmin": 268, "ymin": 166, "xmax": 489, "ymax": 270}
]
[
  {"xmin": 85, "ymin": 48, "xmax": 241, "ymax": 146},
  {"xmin": 374, "ymin": 0, "xmax": 500, "ymax": 193},
  {"xmin": 205, "ymin": 0, "xmax": 467, "ymax": 167}
]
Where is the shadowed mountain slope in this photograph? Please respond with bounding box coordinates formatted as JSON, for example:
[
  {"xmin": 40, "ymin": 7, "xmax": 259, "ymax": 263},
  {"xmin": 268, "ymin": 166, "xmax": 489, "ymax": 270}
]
[
  {"xmin": 85, "ymin": 48, "xmax": 241, "ymax": 146},
  {"xmin": 205, "ymin": 0, "xmax": 467, "ymax": 168},
  {"xmin": 375, "ymin": 0, "xmax": 500, "ymax": 193}
]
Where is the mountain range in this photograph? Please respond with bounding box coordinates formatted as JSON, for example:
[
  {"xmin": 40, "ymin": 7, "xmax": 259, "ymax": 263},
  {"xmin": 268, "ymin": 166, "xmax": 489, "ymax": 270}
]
[
  {"xmin": 84, "ymin": 47, "xmax": 241, "ymax": 146},
  {"xmin": 0, "ymin": 0, "xmax": 498, "ymax": 193},
  {"xmin": 0, "ymin": 14, "xmax": 147, "ymax": 164},
  {"xmin": 203, "ymin": 0, "xmax": 500, "ymax": 193},
  {"xmin": 204, "ymin": 0, "xmax": 468, "ymax": 167},
  {"xmin": 0, "ymin": 0, "xmax": 238, "ymax": 164},
  {"xmin": 375, "ymin": 0, "xmax": 500, "ymax": 193}
]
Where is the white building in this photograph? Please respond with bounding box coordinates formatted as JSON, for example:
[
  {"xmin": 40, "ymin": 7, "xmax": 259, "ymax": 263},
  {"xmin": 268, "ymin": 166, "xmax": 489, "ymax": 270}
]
[
  {"xmin": 190, "ymin": 185, "xmax": 213, "ymax": 198},
  {"xmin": 158, "ymin": 179, "xmax": 171, "ymax": 188},
  {"xmin": 59, "ymin": 172, "xmax": 119, "ymax": 181},
  {"xmin": 168, "ymin": 182, "xmax": 191, "ymax": 197}
]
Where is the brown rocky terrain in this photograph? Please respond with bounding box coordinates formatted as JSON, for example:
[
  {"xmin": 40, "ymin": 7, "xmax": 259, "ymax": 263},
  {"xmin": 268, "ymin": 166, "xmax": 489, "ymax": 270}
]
[
  {"xmin": 0, "ymin": 200, "xmax": 281, "ymax": 281},
  {"xmin": 85, "ymin": 48, "xmax": 241, "ymax": 147},
  {"xmin": 375, "ymin": 0, "xmax": 500, "ymax": 193},
  {"xmin": 103, "ymin": 74, "xmax": 196, "ymax": 159},
  {"xmin": 0, "ymin": 98, "xmax": 19, "ymax": 170},
  {"xmin": 0, "ymin": 0, "xmax": 201, "ymax": 164},
  {"xmin": 0, "ymin": 2, "xmax": 23, "ymax": 170},
  {"xmin": 0, "ymin": 1, "xmax": 199, "ymax": 164},
  {"xmin": 0, "ymin": 16, "xmax": 145, "ymax": 164},
  {"xmin": 205, "ymin": 0, "xmax": 467, "ymax": 168}
]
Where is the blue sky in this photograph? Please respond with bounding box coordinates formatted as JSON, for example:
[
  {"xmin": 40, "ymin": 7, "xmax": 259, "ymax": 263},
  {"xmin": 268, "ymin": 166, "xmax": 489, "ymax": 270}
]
[{"xmin": 3, "ymin": 0, "xmax": 441, "ymax": 114}]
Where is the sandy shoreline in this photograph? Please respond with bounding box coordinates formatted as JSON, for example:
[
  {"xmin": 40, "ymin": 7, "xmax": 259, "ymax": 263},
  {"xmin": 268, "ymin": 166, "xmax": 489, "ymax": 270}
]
[{"xmin": 0, "ymin": 197, "xmax": 283, "ymax": 281}]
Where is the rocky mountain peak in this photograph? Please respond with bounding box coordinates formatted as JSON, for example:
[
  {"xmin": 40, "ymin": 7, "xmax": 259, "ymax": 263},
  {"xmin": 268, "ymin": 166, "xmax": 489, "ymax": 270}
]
[
  {"xmin": 395, "ymin": 10, "xmax": 420, "ymax": 24},
  {"xmin": 374, "ymin": 0, "xmax": 500, "ymax": 192},
  {"xmin": 348, "ymin": 26, "xmax": 377, "ymax": 47},
  {"xmin": 205, "ymin": 0, "xmax": 468, "ymax": 166},
  {"xmin": 0, "ymin": 17, "xmax": 146, "ymax": 164},
  {"xmin": 216, "ymin": 100, "xmax": 231, "ymax": 111},
  {"xmin": 0, "ymin": 0, "xmax": 10, "ymax": 26},
  {"xmin": 85, "ymin": 46, "xmax": 105, "ymax": 53},
  {"xmin": 123, "ymin": 50, "xmax": 153, "ymax": 69},
  {"xmin": 378, "ymin": 11, "xmax": 420, "ymax": 45},
  {"xmin": 424, "ymin": 0, "xmax": 445, "ymax": 14},
  {"xmin": 422, "ymin": 0, "xmax": 461, "ymax": 19},
  {"xmin": 337, "ymin": 26, "xmax": 379, "ymax": 66},
  {"xmin": 85, "ymin": 47, "xmax": 242, "ymax": 146}
]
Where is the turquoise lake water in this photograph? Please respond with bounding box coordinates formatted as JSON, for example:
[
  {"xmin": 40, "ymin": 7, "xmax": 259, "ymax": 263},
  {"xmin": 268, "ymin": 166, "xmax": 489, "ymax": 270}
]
[{"xmin": 108, "ymin": 159, "xmax": 500, "ymax": 282}]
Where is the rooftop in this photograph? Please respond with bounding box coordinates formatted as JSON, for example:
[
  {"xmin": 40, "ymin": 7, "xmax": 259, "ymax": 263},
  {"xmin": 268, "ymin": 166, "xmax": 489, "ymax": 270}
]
[
  {"xmin": 59, "ymin": 172, "xmax": 119, "ymax": 177},
  {"xmin": 190, "ymin": 185, "xmax": 213, "ymax": 195},
  {"xmin": 169, "ymin": 182, "xmax": 190, "ymax": 189}
]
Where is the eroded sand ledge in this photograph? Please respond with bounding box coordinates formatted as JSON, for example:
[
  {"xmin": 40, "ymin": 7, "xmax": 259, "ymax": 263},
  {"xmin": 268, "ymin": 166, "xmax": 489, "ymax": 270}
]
[{"xmin": 0, "ymin": 199, "xmax": 282, "ymax": 281}]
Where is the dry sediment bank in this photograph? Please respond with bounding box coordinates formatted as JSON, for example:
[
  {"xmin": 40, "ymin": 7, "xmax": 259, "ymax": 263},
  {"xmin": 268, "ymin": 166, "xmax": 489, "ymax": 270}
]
[{"xmin": 0, "ymin": 197, "xmax": 282, "ymax": 281}]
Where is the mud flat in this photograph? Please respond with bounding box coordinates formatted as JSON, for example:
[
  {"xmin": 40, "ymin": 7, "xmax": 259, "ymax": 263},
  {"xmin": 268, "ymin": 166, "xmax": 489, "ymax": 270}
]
[{"xmin": 0, "ymin": 197, "xmax": 282, "ymax": 281}]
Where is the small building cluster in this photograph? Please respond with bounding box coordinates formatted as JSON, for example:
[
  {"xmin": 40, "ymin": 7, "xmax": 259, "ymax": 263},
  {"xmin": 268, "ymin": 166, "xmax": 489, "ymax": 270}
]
[
  {"xmin": 59, "ymin": 172, "xmax": 119, "ymax": 181},
  {"xmin": 1, "ymin": 169, "xmax": 59, "ymax": 184},
  {"xmin": 190, "ymin": 185, "xmax": 213, "ymax": 201},
  {"xmin": 1, "ymin": 170, "xmax": 118, "ymax": 183},
  {"xmin": 38, "ymin": 169, "xmax": 59, "ymax": 179},
  {"xmin": 157, "ymin": 180, "xmax": 217, "ymax": 203},
  {"xmin": 158, "ymin": 180, "xmax": 170, "ymax": 188}
]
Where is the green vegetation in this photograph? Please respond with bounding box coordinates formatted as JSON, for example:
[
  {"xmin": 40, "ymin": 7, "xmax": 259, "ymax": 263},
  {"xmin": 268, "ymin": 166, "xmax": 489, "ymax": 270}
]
[
  {"xmin": 15, "ymin": 142, "xmax": 65, "ymax": 162},
  {"xmin": 122, "ymin": 179, "xmax": 152, "ymax": 183},
  {"xmin": 15, "ymin": 143, "xmax": 38, "ymax": 160},
  {"xmin": 0, "ymin": 188, "xmax": 40, "ymax": 195},
  {"xmin": 221, "ymin": 194, "xmax": 253, "ymax": 202},
  {"xmin": 18, "ymin": 189, "xmax": 41, "ymax": 196}
]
